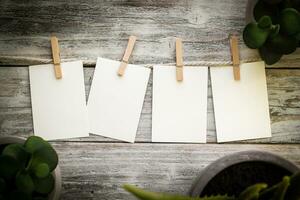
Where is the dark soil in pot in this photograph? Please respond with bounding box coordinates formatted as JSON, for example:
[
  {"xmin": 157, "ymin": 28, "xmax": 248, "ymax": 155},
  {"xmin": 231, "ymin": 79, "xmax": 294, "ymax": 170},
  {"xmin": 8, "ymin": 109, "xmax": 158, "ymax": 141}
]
[
  {"xmin": 201, "ymin": 161, "xmax": 292, "ymax": 197},
  {"xmin": 189, "ymin": 151, "xmax": 300, "ymax": 198}
]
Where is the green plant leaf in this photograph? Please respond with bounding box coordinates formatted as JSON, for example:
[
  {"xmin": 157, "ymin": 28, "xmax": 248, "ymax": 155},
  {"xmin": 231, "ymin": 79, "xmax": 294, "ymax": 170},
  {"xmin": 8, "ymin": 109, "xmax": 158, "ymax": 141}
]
[
  {"xmin": 25, "ymin": 136, "xmax": 58, "ymax": 172},
  {"xmin": 16, "ymin": 171, "xmax": 35, "ymax": 194},
  {"xmin": 265, "ymin": 33, "xmax": 298, "ymax": 54},
  {"xmin": 0, "ymin": 155, "xmax": 20, "ymax": 180},
  {"xmin": 2, "ymin": 143, "xmax": 29, "ymax": 167},
  {"xmin": 199, "ymin": 195, "xmax": 236, "ymax": 200},
  {"xmin": 0, "ymin": 178, "xmax": 6, "ymax": 193},
  {"xmin": 258, "ymin": 16, "xmax": 272, "ymax": 29},
  {"xmin": 238, "ymin": 183, "xmax": 267, "ymax": 200},
  {"xmin": 269, "ymin": 24, "xmax": 280, "ymax": 38},
  {"xmin": 285, "ymin": 172, "xmax": 300, "ymax": 200},
  {"xmin": 279, "ymin": 8, "xmax": 300, "ymax": 35},
  {"xmin": 259, "ymin": 183, "xmax": 279, "ymax": 200},
  {"xmin": 29, "ymin": 145, "xmax": 58, "ymax": 172},
  {"xmin": 243, "ymin": 23, "xmax": 270, "ymax": 49},
  {"xmin": 33, "ymin": 174, "xmax": 55, "ymax": 195},
  {"xmin": 33, "ymin": 163, "xmax": 50, "ymax": 179},
  {"xmin": 259, "ymin": 45, "xmax": 283, "ymax": 65},
  {"xmin": 271, "ymin": 176, "xmax": 290, "ymax": 200},
  {"xmin": 123, "ymin": 185, "xmax": 235, "ymax": 200},
  {"xmin": 24, "ymin": 136, "xmax": 51, "ymax": 154}
]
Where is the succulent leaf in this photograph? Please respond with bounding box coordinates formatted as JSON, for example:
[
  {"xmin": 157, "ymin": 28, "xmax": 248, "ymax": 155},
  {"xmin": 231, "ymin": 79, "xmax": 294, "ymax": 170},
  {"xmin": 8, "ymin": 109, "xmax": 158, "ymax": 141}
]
[
  {"xmin": 285, "ymin": 172, "xmax": 300, "ymax": 200},
  {"xmin": 0, "ymin": 155, "xmax": 20, "ymax": 180},
  {"xmin": 29, "ymin": 145, "xmax": 58, "ymax": 172},
  {"xmin": 16, "ymin": 171, "xmax": 35, "ymax": 194},
  {"xmin": 2, "ymin": 143, "xmax": 29, "ymax": 167},
  {"xmin": 238, "ymin": 183, "xmax": 267, "ymax": 200},
  {"xmin": 243, "ymin": 23, "xmax": 270, "ymax": 48},
  {"xmin": 269, "ymin": 24, "xmax": 280, "ymax": 38},
  {"xmin": 279, "ymin": 8, "xmax": 300, "ymax": 35},
  {"xmin": 259, "ymin": 45, "xmax": 283, "ymax": 65},
  {"xmin": 34, "ymin": 163, "xmax": 50, "ymax": 179},
  {"xmin": 123, "ymin": 185, "xmax": 235, "ymax": 200},
  {"xmin": 265, "ymin": 33, "xmax": 298, "ymax": 54},
  {"xmin": 33, "ymin": 174, "xmax": 55, "ymax": 195},
  {"xmin": 258, "ymin": 16, "xmax": 272, "ymax": 29},
  {"xmin": 271, "ymin": 176, "xmax": 290, "ymax": 200},
  {"xmin": 25, "ymin": 136, "xmax": 58, "ymax": 172},
  {"xmin": 199, "ymin": 195, "xmax": 235, "ymax": 200},
  {"xmin": 24, "ymin": 136, "xmax": 51, "ymax": 154},
  {"xmin": 259, "ymin": 182, "xmax": 280, "ymax": 199}
]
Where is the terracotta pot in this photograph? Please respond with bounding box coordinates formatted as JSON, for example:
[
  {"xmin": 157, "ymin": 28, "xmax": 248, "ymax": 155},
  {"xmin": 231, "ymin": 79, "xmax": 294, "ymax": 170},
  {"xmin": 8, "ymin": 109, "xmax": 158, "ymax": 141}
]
[
  {"xmin": 189, "ymin": 150, "xmax": 300, "ymax": 197},
  {"xmin": 0, "ymin": 136, "xmax": 61, "ymax": 200}
]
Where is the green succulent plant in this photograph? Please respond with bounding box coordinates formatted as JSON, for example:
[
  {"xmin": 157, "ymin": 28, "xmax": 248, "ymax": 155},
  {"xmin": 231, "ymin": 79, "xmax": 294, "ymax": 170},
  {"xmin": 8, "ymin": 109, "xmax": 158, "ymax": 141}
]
[
  {"xmin": 124, "ymin": 172, "xmax": 300, "ymax": 200},
  {"xmin": 243, "ymin": 0, "xmax": 300, "ymax": 65},
  {"xmin": 0, "ymin": 136, "xmax": 58, "ymax": 200}
]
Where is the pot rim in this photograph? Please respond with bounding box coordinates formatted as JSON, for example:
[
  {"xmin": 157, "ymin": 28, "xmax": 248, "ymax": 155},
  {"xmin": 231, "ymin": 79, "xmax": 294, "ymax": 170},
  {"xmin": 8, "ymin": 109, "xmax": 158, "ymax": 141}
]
[
  {"xmin": 0, "ymin": 136, "xmax": 61, "ymax": 200},
  {"xmin": 189, "ymin": 150, "xmax": 300, "ymax": 197}
]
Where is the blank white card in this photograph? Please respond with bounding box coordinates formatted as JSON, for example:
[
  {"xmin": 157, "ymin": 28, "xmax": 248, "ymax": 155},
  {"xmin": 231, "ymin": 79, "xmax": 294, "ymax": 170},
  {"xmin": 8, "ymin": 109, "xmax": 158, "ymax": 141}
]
[
  {"xmin": 87, "ymin": 58, "xmax": 150, "ymax": 143},
  {"xmin": 29, "ymin": 61, "xmax": 89, "ymax": 140},
  {"xmin": 210, "ymin": 61, "xmax": 271, "ymax": 142},
  {"xmin": 152, "ymin": 66, "xmax": 208, "ymax": 143}
]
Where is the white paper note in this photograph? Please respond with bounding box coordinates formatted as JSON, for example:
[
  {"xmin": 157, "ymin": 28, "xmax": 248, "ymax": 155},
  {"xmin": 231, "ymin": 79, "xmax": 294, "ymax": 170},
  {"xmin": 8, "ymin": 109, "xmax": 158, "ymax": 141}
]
[
  {"xmin": 210, "ymin": 61, "xmax": 272, "ymax": 142},
  {"xmin": 29, "ymin": 61, "xmax": 89, "ymax": 140},
  {"xmin": 87, "ymin": 58, "xmax": 150, "ymax": 143},
  {"xmin": 152, "ymin": 66, "xmax": 208, "ymax": 143}
]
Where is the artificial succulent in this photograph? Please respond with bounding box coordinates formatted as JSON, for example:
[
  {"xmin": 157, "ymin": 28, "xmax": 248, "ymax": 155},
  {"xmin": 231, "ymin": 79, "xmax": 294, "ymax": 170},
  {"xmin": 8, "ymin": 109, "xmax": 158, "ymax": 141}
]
[
  {"xmin": 124, "ymin": 172, "xmax": 300, "ymax": 200},
  {"xmin": 0, "ymin": 136, "xmax": 58, "ymax": 200},
  {"xmin": 243, "ymin": 0, "xmax": 300, "ymax": 65}
]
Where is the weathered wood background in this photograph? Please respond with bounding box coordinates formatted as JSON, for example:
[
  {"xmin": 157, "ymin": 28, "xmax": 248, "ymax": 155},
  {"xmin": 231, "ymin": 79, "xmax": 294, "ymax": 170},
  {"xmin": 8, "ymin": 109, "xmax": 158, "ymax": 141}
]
[{"xmin": 0, "ymin": 0, "xmax": 300, "ymax": 199}]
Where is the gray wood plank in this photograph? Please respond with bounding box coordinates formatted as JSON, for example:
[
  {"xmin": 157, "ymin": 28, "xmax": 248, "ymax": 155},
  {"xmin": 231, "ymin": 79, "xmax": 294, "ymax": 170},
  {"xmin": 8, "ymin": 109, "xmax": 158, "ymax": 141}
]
[
  {"xmin": 1, "ymin": 0, "xmax": 300, "ymax": 67},
  {"xmin": 51, "ymin": 142, "xmax": 300, "ymax": 199},
  {"xmin": 0, "ymin": 67, "xmax": 299, "ymax": 143}
]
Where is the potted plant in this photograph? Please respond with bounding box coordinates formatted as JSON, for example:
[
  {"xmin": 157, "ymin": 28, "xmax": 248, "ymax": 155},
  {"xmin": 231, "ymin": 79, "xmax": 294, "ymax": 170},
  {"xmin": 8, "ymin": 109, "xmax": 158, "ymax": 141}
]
[
  {"xmin": 124, "ymin": 151, "xmax": 300, "ymax": 200},
  {"xmin": 0, "ymin": 136, "xmax": 61, "ymax": 200},
  {"xmin": 243, "ymin": 0, "xmax": 300, "ymax": 65}
]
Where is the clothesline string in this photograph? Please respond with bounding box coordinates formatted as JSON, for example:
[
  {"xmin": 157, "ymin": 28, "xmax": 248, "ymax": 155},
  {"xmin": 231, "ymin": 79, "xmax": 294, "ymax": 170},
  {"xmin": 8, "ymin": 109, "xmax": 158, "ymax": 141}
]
[
  {"xmin": 9, "ymin": 56, "xmax": 261, "ymax": 67},
  {"xmin": 143, "ymin": 57, "xmax": 261, "ymax": 68}
]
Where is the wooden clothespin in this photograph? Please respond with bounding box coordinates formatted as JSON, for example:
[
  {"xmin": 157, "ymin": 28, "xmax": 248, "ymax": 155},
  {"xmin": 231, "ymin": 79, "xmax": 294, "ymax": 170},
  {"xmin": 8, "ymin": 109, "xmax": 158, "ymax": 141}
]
[
  {"xmin": 50, "ymin": 36, "xmax": 62, "ymax": 79},
  {"xmin": 229, "ymin": 35, "xmax": 240, "ymax": 81},
  {"xmin": 117, "ymin": 36, "xmax": 137, "ymax": 76},
  {"xmin": 176, "ymin": 38, "xmax": 183, "ymax": 81}
]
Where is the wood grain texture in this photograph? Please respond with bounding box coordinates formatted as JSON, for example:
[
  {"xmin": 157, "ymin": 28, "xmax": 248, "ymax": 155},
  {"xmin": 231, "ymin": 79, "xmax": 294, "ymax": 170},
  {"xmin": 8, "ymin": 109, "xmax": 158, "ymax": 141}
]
[
  {"xmin": 52, "ymin": 142, "xmax": 300, "ymax": 199},
  {"xmin": 1, "ymin": 1, "xmax": 300, "ymax": 199},
  {"xmin": 1, "ymin": 0, "xmax": 300, "ymax": 67},
  {"xmin": 0, "ymin": 67, "xmax": 299, "ymax": 143}
]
